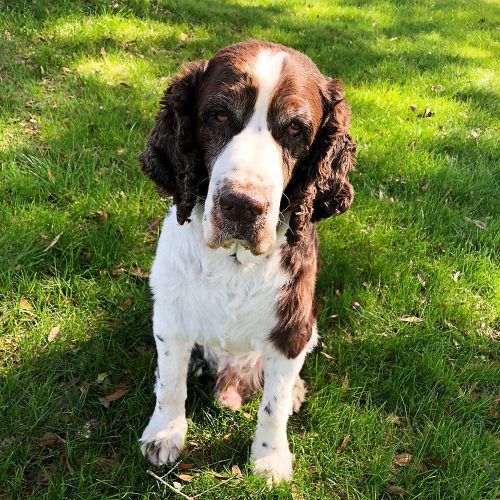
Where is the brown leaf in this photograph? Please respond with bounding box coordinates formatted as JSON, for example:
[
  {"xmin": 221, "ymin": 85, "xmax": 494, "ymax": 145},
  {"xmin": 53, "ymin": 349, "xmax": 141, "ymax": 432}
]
[
  {"xmin": 490, "ymin": 394, "xmax": 500, "ymax": 418},
  {"xmin": 48, "ymin": 169, "xmax": 56, "ymax": 183},
  {"xmin": 350, "ymin": 299, "xmax": 361, "ymax": 310},
  {"xmin": 307, "ymin": 466, "xmax": 319, "ymax": 474},
  {"xmin": 178, "ymin": 463, "xmax": 193, "ymax": 471},
  {"xmin": 400, "ymin": 316, "xmax": 423, "ymax": 323},
  {"xmin": 320, "ymin": 351, "xmax": 334, "ymax": 361},
  {"xmin": 417, "ymin": 107, "xmax": 434, "ymax": 118},
  {"xmin": 145, "ymin": 216, "xmax": 162, "ymax": 234},
  {"xmin": 99, "ymin": 47, "xmax": 106, "ymax": 57},
  {"xmin": 130, "ymin": 267, "xmax": 150, "ymax": 278},
  {"xmin": 36, "ymin": 432, "xmax": 66, "ymax": 446},
  {"xmin": 465, "ymin": 217, "xmax": 487, "ymax": 230},
  {"xmin": 231, "ymin": 464, "xmax": 243, "ymax": 478},
  {"xmin": 291, "ymin": 483, "xmax": 304, "ymax": 500},
  {"xmin": 423, "ymin": 456, "xmax": 448, "ymax": 468},
  {"xmin": 19, "ymin": 298, "xmax": 32, "ymax": 311},
  {"xmin": 391, "ymin": 415, "xmax": 404, "ymax": 426},
  {"xmin": 105, "ymin": 387, "xmax": 130, "ymax": 402},
  {"xmin": 62, "ymin": 67, "xmax": 72, "ymax": 74},
  {"xmin": 384, "ymin": 484, "xmax": 409, "ymax": 496},
  {"xmin": 98, "ymin": 457, "xmax": 120, "ymax": 469},
  {"xmin": 409, "ymin": 104, "xmax": 417, "ymax": 112},
  {"xmin": 241, "ymin": 411, "xmax": 253, "ymax": 420},
  {"xmin": 393, "ymin": 452, "xmax": 413, "ymax": 467},
  {"xmin": 337, "ymin": 434, "xmax": 350, "ymax": 452},
  {"xmin": 385, "ymin": 427, "xmax": 393, "ymax": 443},
  {"xmin": 96, "ymin": 210, "xmax": 108, "ymax": 221},
  {"xmin": 119, "ymin": 298, "xmax": 133, "ymax": 310},
  {"xmin": 430, "ymin": 85, "xmax": 444, "ymax": 93},
  {"xmin": 42, "ymin": 233, "xmax": 62, "ymax": 252},
  {"xmin": 179, "ymin": 32, "xmax": 189, "ymax": 41},
  {"xmin": 176, "ymin": 473, "xmax": 194, "ymax": 482},
  {"xmin": 48, "ymin": 325, "xmax": 60, "ymax": 342}
]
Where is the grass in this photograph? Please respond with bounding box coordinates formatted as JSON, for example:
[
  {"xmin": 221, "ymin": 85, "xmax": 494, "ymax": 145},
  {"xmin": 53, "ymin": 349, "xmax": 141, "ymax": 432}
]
[{"xmin": 0, "ymin": 0, "xmax": 498, "ymax": 497}]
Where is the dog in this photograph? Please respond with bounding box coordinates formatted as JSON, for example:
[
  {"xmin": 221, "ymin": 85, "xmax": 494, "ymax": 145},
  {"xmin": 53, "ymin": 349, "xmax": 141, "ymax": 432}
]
[{"xmin": 139, "ymin": 40, "xmax": 355, "ymax": 485}]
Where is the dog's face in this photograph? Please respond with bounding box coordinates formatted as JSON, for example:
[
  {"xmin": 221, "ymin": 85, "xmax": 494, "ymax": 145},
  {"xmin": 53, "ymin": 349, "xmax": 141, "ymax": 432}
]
[{"xmin": 140, "ymin": 41, "xmax": 356, "ymax": 254}]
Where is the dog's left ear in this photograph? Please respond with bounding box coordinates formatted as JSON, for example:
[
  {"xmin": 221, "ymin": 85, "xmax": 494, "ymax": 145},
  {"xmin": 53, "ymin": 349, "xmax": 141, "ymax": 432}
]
[
  {"xmin": 287, "ymin": 78, "xmax": 356, "ymax": 243},
  {"xmin": 139, "ymin": 60, "xmax": 208, "ymax": 224}
]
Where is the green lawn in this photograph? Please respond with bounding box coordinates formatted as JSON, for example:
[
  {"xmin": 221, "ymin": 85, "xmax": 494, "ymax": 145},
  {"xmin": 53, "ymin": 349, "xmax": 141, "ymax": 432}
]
[{"xmin": 1, "ymin": 0, "xmax": 498, "ymax": 498}]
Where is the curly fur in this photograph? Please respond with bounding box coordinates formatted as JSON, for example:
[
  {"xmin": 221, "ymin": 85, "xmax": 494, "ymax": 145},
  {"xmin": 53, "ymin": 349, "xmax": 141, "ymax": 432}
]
[{"xmin": 139, "ymin": 61, "xmax": 209, "ymax": 225}]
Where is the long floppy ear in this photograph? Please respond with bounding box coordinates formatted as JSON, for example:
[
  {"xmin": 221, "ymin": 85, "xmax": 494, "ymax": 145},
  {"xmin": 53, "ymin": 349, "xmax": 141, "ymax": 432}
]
[
  {"xmin": 287, "ymin": 78, "xmax": 356, "ymax": 244},
  {"xmin": 139, "ymin": 61, "xmax": 208, "ymax": 224}
]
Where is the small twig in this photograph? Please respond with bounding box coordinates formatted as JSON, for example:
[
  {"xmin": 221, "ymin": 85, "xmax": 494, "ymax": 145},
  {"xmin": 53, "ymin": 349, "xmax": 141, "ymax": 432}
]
[{"xmin": 147, "ymin": 469, "xmax": 193, "ymax": 500}]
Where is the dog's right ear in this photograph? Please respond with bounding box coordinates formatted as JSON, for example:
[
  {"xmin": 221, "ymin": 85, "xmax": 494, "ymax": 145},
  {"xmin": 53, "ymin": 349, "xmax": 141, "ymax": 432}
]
[{"xmin": 139, "ymin": 60, "xmax": 208, "ymax": 224}]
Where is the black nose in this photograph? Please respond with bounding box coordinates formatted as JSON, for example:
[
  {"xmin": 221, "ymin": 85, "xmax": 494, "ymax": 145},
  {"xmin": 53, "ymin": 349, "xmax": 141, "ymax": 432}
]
[{"xmin": 219, "ymin": 191, "xmax": 267, "ymax": 223}]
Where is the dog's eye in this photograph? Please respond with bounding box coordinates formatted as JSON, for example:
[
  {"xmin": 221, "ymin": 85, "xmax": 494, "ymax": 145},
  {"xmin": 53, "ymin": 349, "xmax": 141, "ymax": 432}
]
[
  {"xmin": 287, "ymin": 120, "xmax": 302, "ymax": 137},
  {"xmin": 216, "ymin": 113, "xmax": 229, "ymax": 123}
]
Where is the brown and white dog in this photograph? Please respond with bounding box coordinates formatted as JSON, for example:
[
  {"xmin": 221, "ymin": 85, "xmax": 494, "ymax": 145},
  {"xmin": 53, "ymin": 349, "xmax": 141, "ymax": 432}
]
[{"xmin": 139, "ymin": 40, "xmax": 355, "ymax": 485}]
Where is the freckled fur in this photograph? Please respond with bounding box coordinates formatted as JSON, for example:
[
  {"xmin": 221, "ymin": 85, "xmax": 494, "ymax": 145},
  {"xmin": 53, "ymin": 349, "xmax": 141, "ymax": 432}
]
[{"xmin": 139, "ymin": 40, "xmax": 355, "ymax": 486}]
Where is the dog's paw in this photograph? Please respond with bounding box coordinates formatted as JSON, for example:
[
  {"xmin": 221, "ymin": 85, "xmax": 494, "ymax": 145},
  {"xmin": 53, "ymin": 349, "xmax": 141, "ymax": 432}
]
[
  {"xmin": 140, "ymin": 416, "xmax": 187, "ymax": 466},
  {"xmin": 252, "ymin": 448, "xmax": 294, "ymax": 486}
]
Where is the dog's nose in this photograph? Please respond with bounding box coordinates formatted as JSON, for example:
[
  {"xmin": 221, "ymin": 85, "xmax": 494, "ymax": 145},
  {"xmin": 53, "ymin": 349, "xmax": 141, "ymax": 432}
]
[{"xmin": 219, "ymin": 191, "xmax": 267, "ymax": 223}]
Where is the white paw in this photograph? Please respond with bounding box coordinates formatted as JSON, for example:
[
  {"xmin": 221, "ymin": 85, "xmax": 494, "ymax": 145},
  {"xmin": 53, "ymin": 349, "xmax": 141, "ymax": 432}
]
[
  {"xmin": 252, "ymin": 447, "xmax": 294, "ymax": 486},
  {"xmin": 140, "ymin": 415, "xmax": 187, "ymax": 466}
]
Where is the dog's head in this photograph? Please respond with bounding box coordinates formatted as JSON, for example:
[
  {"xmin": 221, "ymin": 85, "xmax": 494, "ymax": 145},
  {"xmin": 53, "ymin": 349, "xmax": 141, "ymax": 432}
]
[{"xmin": 140, "ymin": 40, "xmax": 355, "ymax": 255}]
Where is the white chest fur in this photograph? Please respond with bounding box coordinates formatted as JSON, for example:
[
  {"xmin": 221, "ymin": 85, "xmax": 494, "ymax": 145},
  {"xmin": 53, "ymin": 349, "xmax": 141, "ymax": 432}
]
[{"xmin": 150, "ymin": 205, "xmax": 289, "ymax": 352}]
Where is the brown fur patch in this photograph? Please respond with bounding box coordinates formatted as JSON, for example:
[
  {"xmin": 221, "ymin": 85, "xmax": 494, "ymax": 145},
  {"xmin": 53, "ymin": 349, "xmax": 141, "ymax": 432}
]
[{"xmin": 269, "ymin": 222, "xmax": 319, "ymax": 358}]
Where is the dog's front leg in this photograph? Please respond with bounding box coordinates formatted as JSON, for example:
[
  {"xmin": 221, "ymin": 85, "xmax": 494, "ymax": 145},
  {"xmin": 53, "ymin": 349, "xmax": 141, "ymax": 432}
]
[
  {"xmin": 251, "ymin": 350, "xmax": 306, "ymax": 485},
  {"xmin": 140, "ymin": 329, "xmax": 191, "ymax": 466}
]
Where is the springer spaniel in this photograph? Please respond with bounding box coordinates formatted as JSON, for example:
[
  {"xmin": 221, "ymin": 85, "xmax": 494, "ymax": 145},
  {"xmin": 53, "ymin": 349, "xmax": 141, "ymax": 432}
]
[{"xmin": 139, "ymin": 40, "xmax": 355, "ymax": 485}]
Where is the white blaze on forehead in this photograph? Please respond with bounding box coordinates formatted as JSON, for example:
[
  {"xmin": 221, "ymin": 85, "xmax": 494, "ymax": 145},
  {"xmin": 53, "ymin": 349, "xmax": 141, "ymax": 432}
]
[{"xmin": 249, "ymin": 50, "xmax": 287, "ymax": 130}]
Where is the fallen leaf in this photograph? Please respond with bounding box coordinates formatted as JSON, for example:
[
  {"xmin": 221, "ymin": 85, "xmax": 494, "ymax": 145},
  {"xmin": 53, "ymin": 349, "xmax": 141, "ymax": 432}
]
[
  {"xmin": 430, "ymin": 85, "xmax": 444, "ymax": 93},
  {"xmin": 409, "ymin": 104, "xmax": 417, "ymax": 112},
  {"xmin": 40, "ymin": 65, "xmax": 45, "ymax": 75},
  {"xmin": 417, "ymin": 107, "xmax": 434, "ymax": 118},
  {"xmin": 48, "ymin": 169, "xmax": 56, "ymax": 183},
  {"xmin": 452, "ymin": 270, "xmax": 461, "ymax": 282},
  {"xmin": 320, "ymin": 351, "xmax": 334, "ymax": 361},
  {"xmin": 465, "ymin": 217, "xmax": 487, "ymax": 230},
  {"xmin": 393, "ymin": 452, "xmax": 413, "ymax": 467},
  {"xmin": 400, "ymin": 316, "xmax": 423, "ymax": 323},
  {"xmin": 96, "ymin": 210, "xmax": 108, "ymax": 221},
  {"xmin": 36, "ymin": 432, "xmax": 66, "ymax": 446},
  {"xmin": 98, "ymin": 396, "xmax": 110, "ymax": 408},
  {"xmin": 337, "ymin": 434, "xmax": 350, "ymax": 452},
  {"xmin": 176, "ymin": 473, "xmax": 194, "ymax": 482},
  {"xmin": 130, "ymin": 267, "xmax": 150, "ymax": 278},
  {"xmin": 96, "ymin": 372, "xmax": 109, "ymax": 384},
  {"xmin": 179, "ymin": 32, "xmax": 189, "ymax": 41},
  {"xmin": 99, "ymin": 47, "xmax": 106, "ymax": 57},
  {"xmin": 423, "ymin": 456, "xmax": 448, "ymax": 468},
  {"xmin": 172, "ymin": 481, "xmax": 182, "ymax": 490},
  {"xmin": 42, "ymin": 233, "xmax": 62, "ymax": 252},
  {"xmin": 19, "ymin": 298, "xmax": 32, "ymax": 311},
  {"xmin": 385, "ymin": 427, "xmax": 393, "ymax": 443},
  {"xmin": 241, "ymin": 411, "xmax": 253, "ymax": 420},
  {"xmin": 350, "ymin": 299, "xmax": 361, "ymax": 310},
  {"xmin": 62, "ymin": 67, "xmax": 72, "ymax": 74},
  {"xmin": 490, "ymin": 394, "xmax": 500, "ymax": 418},
  {"xmin": 145, "ymin": 216, "xmax": 162, "ymax": 234},
  {"xmin": 179, "ymin": 463, "xmax": 193, "ymax": 471},
  {"xmin": 231, "ymin": 464, "xmax": 243, "ymax": 478},
  {"xmin": 384, "ymin": 484, "xmax": 409, "ymax": 496},
  {"xmin": 307, "ymin": 466, "xmax": 319, "ymax": 473},
  {"xmin": 291, "ymin": 483, "xmax": 304, "ymax": 500},
  {"xmin": 119, "ymin": 298, "xmax": 133, "ymax": 310},
  {"xmin": 105, "ymin": 387, "xmax": 130, "ymax": 402},
  {"xmin": 391, "ymin": 415, "xmax": 404, "ymax": 426},
  {"xmin": 98, "ymin": 457, "xmax": 120, "ymax": 469},
  {"xmin": 48, "ymin": 325, "xmax": 60, "ymax": 342}
]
